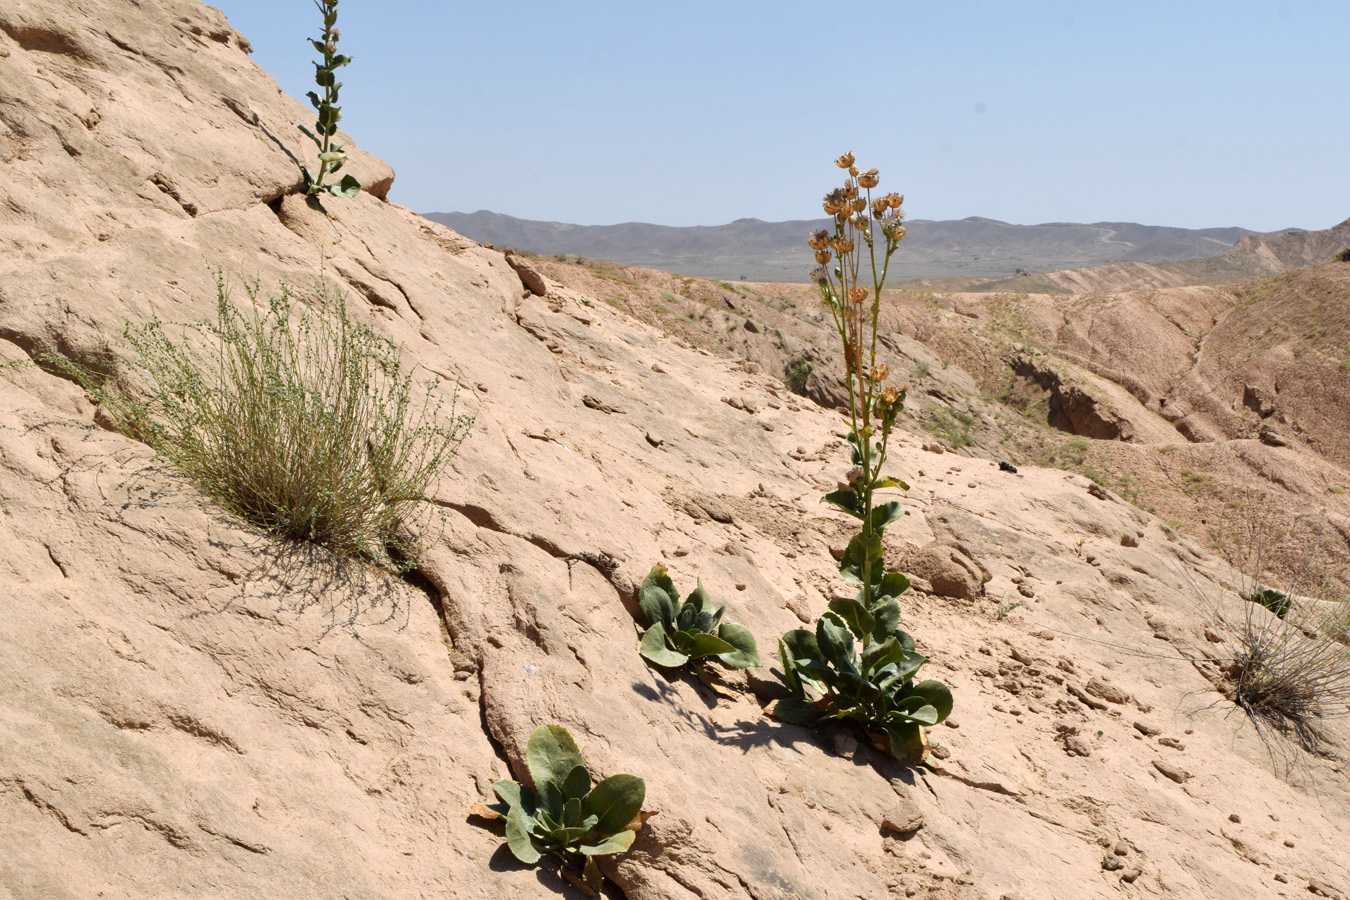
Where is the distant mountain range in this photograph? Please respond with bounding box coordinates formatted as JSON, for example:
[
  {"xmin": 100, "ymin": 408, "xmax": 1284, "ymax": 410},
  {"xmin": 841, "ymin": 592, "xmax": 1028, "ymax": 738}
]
[{"xmin": 420, "ymin": 209, "xmax": 1287, "ymax": 283}]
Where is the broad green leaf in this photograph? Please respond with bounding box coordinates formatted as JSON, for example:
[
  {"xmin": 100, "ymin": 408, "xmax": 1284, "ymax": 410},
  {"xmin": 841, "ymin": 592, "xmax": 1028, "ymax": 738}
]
[
  {"xmin": 583, "ymin": 774, "xmax": 646, "ymax": 835},
  {"xmin": 828, "ymin": 596, "xmax": 873, "ymax": 641},
  {"xmin": 882, "ymin": 720, "xmax": 928, "ymax": 764},
  {"xmin": 840, "ymin": 558, "xmax": 863, "ymax": 585},
  {"xmin": 639, "ymin": 622, "xmax": 689, "ymax": 668},
  {"xmin": 909, "ymin": 679, "xmax": 954, "ymax": 723},
  {"xmin": 836, "ymin": 669, "xmax": 881, "ymax": 703},
  {"xmin": 891, "ymin": 650, "xmax": 927, "ymax": 683},
  {"xmin": 492, "ymin": 779, "xmax": 533, "ymax": 815},
  {"xmin": 861, "ymin": 636, "xmax": 906, "ymax": 673},
  {"xmin": 526, "ymin": 725, "xmax": 585, "ymax": 794},
  {"xmin": 888, "ymin": 698, "xmax": 940, "ymax": 725},
  {"xmin": 546, "ymin": 824, "xmax": 592, "ymax": 846},
  {"xmin": 780, "ymin": 629, "xmax": 820, "ymax": 663},
  {"xmin": 704, "ymin": 600, "xmax": 726, "ymax": 633},
  {"xmin": 871, "ymin": 476, "xmax": 909, "ymax": 491},
  {"xmin": 536, "ymin": 779, "xmax": 563, "ymax": 819},
  {"xmin": 677, "ymin": 601, "xmax": 698, "ymax": 632},
  {"xmin": 895, "ymin": 629, "xmax": 917, "ymax": 654},
  {"xmin": 714, "ymin": 622, "xmax": 760, "ymax": 668},
  {"xmin": 682, "ymin": 631, "xmax": 737, "ymax": 658},
  {"xmin": 769, "ymin": 696, "xmax": 826, "ymax": 726},
  {"xmin": 776, "ymin": 638, "xmax": 804, "ymax": 697},
  {"xmin": 563, "ymin": 796, "xmax": 583, "ymax": 827},
  {"xmin": 844, "ymin": 532, "xmax": 883, "ymax": 567},
  {"xmin": 686, "ymin": 580, "xmax": 714, "ymax": 614},
  {"xmin": 332, "ymin": 174, "xmax": 361, "ymax": 198},
  {"xmin": 561, "ymin": 764, "xmax": 591, "ymax": 801},
  {"xmin": 816, "ymin": 615, "xmax": 856, "ymax": 673},
  {"xmin": 579, "ymin": 829, "xmax": 636, "ymax": 856},
  {"xmin": 840, "ymin": 532, "xmax": 884, "ymax": 585},
  {"xmin": 868, "ymin": 501, "xmax": 904, "ymax": 531},
  {"xmin": 822, "ymin": 490, "xmax": 863, "ymax": 518},
  {"xmin": 798, "ymin": 659, "xmax": 840, "ymax": 686},
  {"xmin": 871, "ymin": 598, "xmax": 902, "ymax": 639},
  {"xmin": 638, "ymin": 565, "xmax": 679, "ymax": 628},
  {"xmin": 873, "ymin": 573, "xmax": 911, "ymax": 603},
  {"xmin": 505, "ymin": 806, "xmax": 542, "ymax": 864}
]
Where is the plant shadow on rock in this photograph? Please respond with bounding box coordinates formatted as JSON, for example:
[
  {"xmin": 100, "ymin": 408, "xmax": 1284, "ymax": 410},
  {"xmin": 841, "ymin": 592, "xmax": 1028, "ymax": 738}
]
[
  {"xmin": 484, "ymin": 844, "xmax": 629, "ymax": 900},
  {"xmin": 628, "ymin": 678, "xmax": 832, "ymax": 757},
  {"xmin": 1, "ymin": 405, "xmax": 423, "ymax": 636}
]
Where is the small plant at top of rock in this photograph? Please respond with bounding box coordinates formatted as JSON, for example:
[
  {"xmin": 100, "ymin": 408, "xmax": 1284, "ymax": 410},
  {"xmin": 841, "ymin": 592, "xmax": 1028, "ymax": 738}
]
[
  {"xmin": 299, "ymin": 0, "xmax": 360, "ymax": 198},
  {"xmin": 1335, "ymin": 247, "xmax": 1350, "ymax": 263},
  {"xmin": 637, "ymin": 565, "xmax": 759, "ymax": 670},
  {"xmin": 769, "ymin": 154, "xmax": 953, "ymax": 762},
  {"xmin": 471, "ymin": 724, "xmax": 650, "ymax": 897}
]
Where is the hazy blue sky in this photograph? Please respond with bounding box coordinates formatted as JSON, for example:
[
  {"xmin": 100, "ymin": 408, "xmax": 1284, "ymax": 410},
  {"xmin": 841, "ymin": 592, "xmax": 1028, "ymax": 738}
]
[{"xmin": 211, "ymin": 1, "xmax": 1349, "ymax": 232}]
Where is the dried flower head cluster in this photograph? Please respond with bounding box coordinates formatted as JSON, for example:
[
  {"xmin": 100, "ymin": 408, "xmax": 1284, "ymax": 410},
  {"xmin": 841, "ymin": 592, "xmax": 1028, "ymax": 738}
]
[{"xmin": 811, "ymin": 153, "xmax": 907, "ymax": 440}]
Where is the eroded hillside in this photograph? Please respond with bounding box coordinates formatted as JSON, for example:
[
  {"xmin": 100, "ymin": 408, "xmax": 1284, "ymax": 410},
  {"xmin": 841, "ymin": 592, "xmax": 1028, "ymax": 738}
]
[
  {"xmin": 2, "ymin": 3, "xmax": 1349, "ymax": 900},
  {"xmin": 525, "ymin": 247, "xmax": 1350, "ymax": 598}
]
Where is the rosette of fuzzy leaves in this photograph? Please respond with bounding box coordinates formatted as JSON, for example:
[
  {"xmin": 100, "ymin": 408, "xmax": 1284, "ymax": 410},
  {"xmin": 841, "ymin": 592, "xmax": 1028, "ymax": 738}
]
[
  {"xmin": 773, "ymin": 612, "xmax": 953, "ymax": 763},
  {"xmin": 475, "ymin": 725, "xmax": 646, "ymax": 895},
  {"xmin": 637, "ymin": 565, "xmax": 760, "ymax": 670}
]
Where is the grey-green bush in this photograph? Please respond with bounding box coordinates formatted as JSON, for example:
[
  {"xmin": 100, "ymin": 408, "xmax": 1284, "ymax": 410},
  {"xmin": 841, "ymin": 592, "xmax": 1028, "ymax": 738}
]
[{"xmin": 59, "ymin": 277, "xmax": 469, "ymax": 570}]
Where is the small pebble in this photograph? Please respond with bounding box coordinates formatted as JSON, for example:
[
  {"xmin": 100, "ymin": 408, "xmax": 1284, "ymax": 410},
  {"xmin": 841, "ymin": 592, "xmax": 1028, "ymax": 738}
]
[{"xmin": 1229, "ymin": 814, "xmax": 1241, "ymax": 824}]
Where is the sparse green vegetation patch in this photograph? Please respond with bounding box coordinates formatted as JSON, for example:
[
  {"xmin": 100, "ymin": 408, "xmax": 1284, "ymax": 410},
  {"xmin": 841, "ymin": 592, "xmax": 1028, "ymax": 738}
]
[
  {"xmin": 471, "ymin": 725, "xmax": 648, "ymax": 896},
  {"xmin": 52, "ymin": 278, "xmax": 469, "ymax": 571},
  {"xmin": 925, "ymin": 407, "xmax": 975, "ymax": 449},
  {"xmin": 783, "ymin": 357, "xmax": 814, "ymax": 396}
]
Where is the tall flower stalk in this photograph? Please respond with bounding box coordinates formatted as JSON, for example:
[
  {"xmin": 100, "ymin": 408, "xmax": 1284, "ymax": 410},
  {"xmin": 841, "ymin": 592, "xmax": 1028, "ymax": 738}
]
[
  {"xmin": 810, "ymin": 151, "xmax": 909, "ymax": 614},
  {"xmin": 771, "ymin": 154, "xmax": 951, "ymax": 763},
  {"xmin": 299, "ymin": 0, "xmax": 361, "ymax": 198}
]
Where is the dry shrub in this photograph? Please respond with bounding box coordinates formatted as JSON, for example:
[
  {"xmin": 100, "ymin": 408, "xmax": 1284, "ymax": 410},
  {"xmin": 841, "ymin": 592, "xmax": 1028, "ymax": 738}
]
[
  {"xmin": 1205, "ymin": 511, "xmax": 1350, "ymax": 757},
  {"xmin": 57, "ymin": 276, "xmax": 470, "ymax": 571},
  {"xmin": 1220, "ymin": 594, "xmax": 1350, "ymax": 756}
]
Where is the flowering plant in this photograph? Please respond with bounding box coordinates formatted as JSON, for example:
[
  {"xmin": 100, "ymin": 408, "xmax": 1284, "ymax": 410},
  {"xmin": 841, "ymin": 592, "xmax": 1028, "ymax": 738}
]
[{"xmin": 772, "ymin": 154, "xmax": 952, "ymax": 762}]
